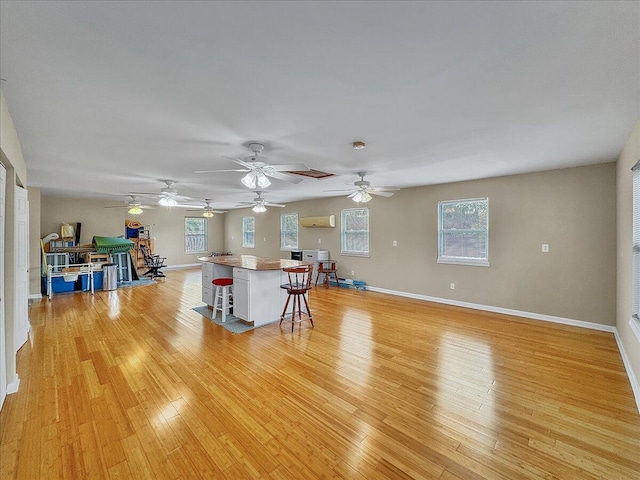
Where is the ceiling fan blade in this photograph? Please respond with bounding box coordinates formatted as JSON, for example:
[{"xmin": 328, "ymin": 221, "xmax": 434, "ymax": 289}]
[
  {"xmin": 105, "ymin": 204, "xmax": 154, "ymax": 209},
  {"xmin": 370, "ymin": 190, "xmax": 395, "ymax": 197},
  {"xmin": 264, "ymin": 202, "xmax": 286, "ymax": 207},
  {"xmin": 373, "ymin": 186, "xmax": 401, "ymax": 192},
  {"xmin": 265, "ymin": 171, "xmax": 303, "ymax": 184},
  {"xmin": 194, "ymin": 168, "xmax": 249, "ymax": 174},
  {"xmin": 270, "ymin": 164, "xmax": 310, "ymax": 172},
  {"xmin": 324, "ymin": 189, "xmax": 355, "ymax": 193},
  {"xmin": 130, "ymin": 191, "xmax": 163, "ymax": 196},
  {"xmin": 224, "ymin": 156, "xmax": 254, "ymax": 169},
  {"xmin": 347, "ymin": 192, "xmax": 358, "ymax": 198}
]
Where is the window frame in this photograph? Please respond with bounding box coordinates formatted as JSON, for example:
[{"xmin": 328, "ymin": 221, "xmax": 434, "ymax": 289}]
[
  {"xmin": 437, "ymin": 197, "xmax": 490, "ymax": 267},
  {"xmin": 341, "ymin": 207, "xmax": 370, "ymax": 257},
  {"xmin": 242, "ymin": 216, "xmax": 255, "ymax": 249},
  {"xmin": 280, "ymin": 212, "xmax": 299, "ymax": 251},
  {"xmin": 184, "ymin": 217, "xmax": 208, "ymax": 254},
  {"xmin": 631, "ymin": 161, "xmax": 640, "ymax": 340}
]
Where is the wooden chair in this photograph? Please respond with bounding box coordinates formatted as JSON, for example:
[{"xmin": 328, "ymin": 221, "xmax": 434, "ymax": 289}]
[
  {"xmin": 280, "ymin": 265, "xmax": 314, "ymax": 332},
  {"xmin": 315, "ymin": 260, "xmax": 339, "ymax": 287},
  {"xmin": 139, "ymin": 244, "xmax": 166, "ymax": 279}
]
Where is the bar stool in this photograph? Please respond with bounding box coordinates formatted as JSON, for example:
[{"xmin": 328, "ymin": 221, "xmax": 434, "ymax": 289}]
[
  {"xmin": 212, "ymin": 277, "xmax": 233, "ymax": 323},
  {"xmin": 280, "ymin": 265, "xmax": 314, "ymax": 332},
  {"xmin": 315, "ymin": 260, "xmax": 339, "ymax": 287}
]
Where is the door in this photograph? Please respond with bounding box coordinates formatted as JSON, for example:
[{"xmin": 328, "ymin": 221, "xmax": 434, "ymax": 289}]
[
  {"xmin": 0, "ymin": 164, "xmax": 6, "ymax": 409},
  {"xmin": 14, "ymin": 185, "xmax": 28, "ymax": 350}
]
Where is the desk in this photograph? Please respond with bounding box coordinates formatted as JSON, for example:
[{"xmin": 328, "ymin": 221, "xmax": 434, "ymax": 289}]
[{"xmin": 198, "ymin": 255, "xmax": 309, "ymax": 326}]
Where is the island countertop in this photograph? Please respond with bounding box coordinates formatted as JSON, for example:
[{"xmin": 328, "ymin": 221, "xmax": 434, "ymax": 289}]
[{"xmin": 198, "ymin": 255, "xmax": 309, "ymax": 271}]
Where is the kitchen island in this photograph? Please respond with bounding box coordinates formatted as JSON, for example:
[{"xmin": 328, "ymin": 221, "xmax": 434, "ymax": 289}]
[{"xmin": 198, "ymin": 255, "xmax": 309, "ymax": 326}]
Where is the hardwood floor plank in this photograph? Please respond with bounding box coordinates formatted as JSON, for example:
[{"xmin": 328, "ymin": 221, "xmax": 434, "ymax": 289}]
[{"xmin": 1, "ymin": 267, "xmax": 639, "ymax": 479}]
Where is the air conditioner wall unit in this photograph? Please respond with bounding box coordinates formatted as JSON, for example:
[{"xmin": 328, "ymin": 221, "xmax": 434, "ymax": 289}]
[{"xmin": 301, "ymin": 215, "xmax": 336, "ymax": 228}]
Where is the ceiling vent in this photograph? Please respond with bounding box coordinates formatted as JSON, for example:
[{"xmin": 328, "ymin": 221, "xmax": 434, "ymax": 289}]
[{"xmin": 286, "ymin": 169, "xmax": 335, "ymax": 179}]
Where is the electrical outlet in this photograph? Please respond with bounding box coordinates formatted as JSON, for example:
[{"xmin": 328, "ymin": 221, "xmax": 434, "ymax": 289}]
[
  {"xmin": 318, "ymin": 238, "xmax": 322, "ymax": 244},
  {"xmin": 264, "ymin": 237, "xmax": 266, "ymax": 242},
  {"xmin": 542, "ymin": 244, "xmax": 549, "ymax": 253},
  {"xmin": 450, "ymin": 283, "xmax": 455, "ymax": 290},
  {"xmin": 351, "ymin": 270, "xmax": 355, "ymax": 276},
  {"xmin": 392, "ymin": 240, "xmax": 397, "ymax": 247}
]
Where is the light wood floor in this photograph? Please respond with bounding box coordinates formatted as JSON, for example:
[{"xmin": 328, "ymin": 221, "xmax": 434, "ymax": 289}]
[{"xmin": 1, "ymin": 267, "xmax": 639, "ymax": 479}]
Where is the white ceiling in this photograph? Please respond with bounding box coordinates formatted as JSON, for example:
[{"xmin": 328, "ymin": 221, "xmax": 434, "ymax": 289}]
[{"xmin": 1, "ymin": 1, "xmax": 638, "ymax": 209}]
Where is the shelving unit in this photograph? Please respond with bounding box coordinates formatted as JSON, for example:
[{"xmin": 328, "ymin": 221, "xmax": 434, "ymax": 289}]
[{"xmin": 131, "ymin": 238, "xmax": 154, "ymax": 269}]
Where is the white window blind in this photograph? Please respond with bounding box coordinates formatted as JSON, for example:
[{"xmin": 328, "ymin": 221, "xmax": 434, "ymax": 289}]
[
  {"xmin": 341, "ymin": 208, "xmax": 369, "ymax": 256},
  {"xmin": 280, "ymin": 213, "xmax": 298, "ymax": 250},
  {"xmin": 438, "ymin": 198, "xmax": 489, "ymax": 266},
  {"xmin": 185, "ymin": 217, "xmax": 207, "ymax": 254},
  {"xmin": 632, "ymin": 161, "xmax": 640, "ymax": 320},
  {"xmin": 242, "ymin": 216, "xmax": 255, "ymax": 248}
]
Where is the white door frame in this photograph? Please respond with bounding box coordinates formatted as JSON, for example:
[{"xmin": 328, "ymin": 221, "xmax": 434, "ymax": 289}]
[{"xmin": 0, "ymin": 163, "xmax": 6, "ymax": 409}]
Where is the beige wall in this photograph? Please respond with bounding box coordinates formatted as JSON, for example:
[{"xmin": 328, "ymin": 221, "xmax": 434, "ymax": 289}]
[
  {"xmin": 40, "ymin": 197, "xmax": 225, "ymax": 266},
  {"xmin": 1, "ymin": 89, "xmax": 28, "ymax": 390},
  {"xmin": 616, "ymin": 119, "xmax": 640, "ymax": 396},
  {"xmin": 225, "ymin": 163, "xmax": 616, "ymax": 326}
]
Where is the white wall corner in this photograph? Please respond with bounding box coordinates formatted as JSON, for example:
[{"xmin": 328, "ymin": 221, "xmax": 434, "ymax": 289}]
[
  {"xmin": 6, "ymin": 376, "xmax": 20, "ymax": 395},
  {"xmin": 614, "ymin": 328, "xmax": 640, "ymax": 414}
]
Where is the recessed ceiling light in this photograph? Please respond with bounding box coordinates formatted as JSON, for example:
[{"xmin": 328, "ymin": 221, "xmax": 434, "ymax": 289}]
[{"xmin": 352, "ymin": 141, "xmax": 365, "ymax": 150}]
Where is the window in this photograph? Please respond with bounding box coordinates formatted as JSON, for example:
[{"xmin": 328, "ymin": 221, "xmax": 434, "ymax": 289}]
[
  {"xmin": 185, "ymin": 217, "xmax": 207, "ymax": 254},
  {"xmin": 632, "ymin": 161, "xmax": 640, "ymax": 323},
  {"xmin": 438, "ymin": 198, "xmax": 489, "ymax": 266},
  {"xmin": 242, "ymin": 216, "xmax": 255, "ymax": 248},
  {"xmin": 341, "ymin": 208, "xmax": 369, "ymax": 256},
  {"xmin": 280, "ymin": 213, "xmax": 298, "ymax": 250}
]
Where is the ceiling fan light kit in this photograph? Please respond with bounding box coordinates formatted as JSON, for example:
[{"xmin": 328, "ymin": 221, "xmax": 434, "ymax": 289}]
[
  {"xmin": 158, "ymin": 196, "xmax": 178, "ymax": 207},
  {"xmin": 352, "ymin": 191, "xmax": 372, "ymax": 203},
  {"xmin": 252, "ymin": 204, "xmax": 267, "ymax": 213},
  {"xmin": 241, "ymin": 170, "xmax": 271, "ymax": 189},
  {"xmin": 202, "ymin": 210, "xmax": 214, "ymax": 218},
  {"xmin": 128, "ymin": 206, "xmax": 143, "ymax": 215}
]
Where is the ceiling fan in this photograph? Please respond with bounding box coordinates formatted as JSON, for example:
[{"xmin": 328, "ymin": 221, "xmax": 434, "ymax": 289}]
[
  {"xmin": 131, "ymin": 180, "xmax": 194, "ymax": 207},
  {"xmin": 104, "ymin": 195, "xmax": 154, "ymax": 215},
  {"xmin": 236, "ymin": 191, "xmax": 285, "ymax": 213},
  {"xmin": 194, "ymin": 142, "xmax": 310, "ymax": 188},
  {"xmin": 185, "ymin": 199, "xmax": 228, "ymax": 218},
  {"xmin": 325, "ymin": 171, "xmax": 400, "ymax": 203}
]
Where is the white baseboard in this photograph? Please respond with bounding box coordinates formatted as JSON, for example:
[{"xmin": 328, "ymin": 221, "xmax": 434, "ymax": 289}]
[
  {"xmin": 614, "ymin": 329, "xmax": 640, "ymax": 414},
  {"xmin": 6, "ymin": 376, "xmax": 20, "ymax": 394},
  {"xmin": 366, "ymin": 286, "xmax": 616, "ymax": 332},
  {"xmin": 28, "ymin": 293, "xmax": 42, "ymax": 300},
  {"xmin": 367, "ymin": 285, "xmax": 639, "ymax": 413},
  {"xmin": 164, "ymin": 263, "xmax": 201, "ymax": 270}
]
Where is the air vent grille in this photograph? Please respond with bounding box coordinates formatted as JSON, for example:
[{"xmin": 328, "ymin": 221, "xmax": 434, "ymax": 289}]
[{"xmin": 286, "ymin": 169, "xmax": 335, "ymax": 179}]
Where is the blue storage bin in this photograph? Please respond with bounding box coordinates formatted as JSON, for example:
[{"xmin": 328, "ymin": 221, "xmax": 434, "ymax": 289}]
[
  {"xmin": 50, "ymin": 276, "xmax": 76, "ymax": 293},
  {"xmin": 79, "ymin": 271, "xmax": 103, "ymax": 290},
  {"xmin": 93, "ymin": 271, "xmax": 103, "ymax": 290}
]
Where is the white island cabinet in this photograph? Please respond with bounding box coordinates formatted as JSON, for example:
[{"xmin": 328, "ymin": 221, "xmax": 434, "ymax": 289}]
[{"xmin": 199, "ymin": 255, "xmax": 309, "ymax": 327}]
